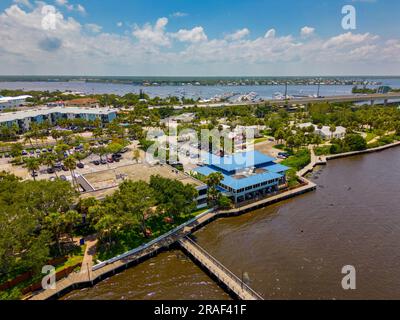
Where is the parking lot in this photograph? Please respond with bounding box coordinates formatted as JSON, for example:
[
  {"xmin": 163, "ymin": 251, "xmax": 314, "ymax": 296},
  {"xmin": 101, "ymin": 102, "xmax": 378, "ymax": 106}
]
[{"xmin": 0, "ymin": 141, "xmax": 141, "ymax": 183}]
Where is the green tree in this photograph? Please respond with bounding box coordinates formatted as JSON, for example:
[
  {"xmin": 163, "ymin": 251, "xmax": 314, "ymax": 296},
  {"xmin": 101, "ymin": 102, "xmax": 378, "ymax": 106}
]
[
  {"xmin": 149, "ymin": 175, "xmax": 198, "ymax": 217},
  {"xmin": 205, "ymin": 172, "xmax": 224, "ymax": 205},
  {"xmin": 23, "ymin": 157, "xmax": 41, "ymax": 181},
  {"xmin": 63, "ymin": 156, "xmax": 78, "ymax": 190},
  {"xmin": 344, "ymin": 134, "xmax": 367, "ymax": 151}
]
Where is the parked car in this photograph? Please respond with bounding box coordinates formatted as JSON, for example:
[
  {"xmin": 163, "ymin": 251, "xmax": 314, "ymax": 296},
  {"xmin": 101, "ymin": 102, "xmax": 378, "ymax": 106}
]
[
  {"xmin": 60, "ymin": 175, "xmax": 67, "ymax": 181},
  {"xmin": 100, "ymin": 159, "xmax": 107, "ymax": 165},
  {"xmin": 31, "ymin": 172, "xmax": 39, "ymax": 178},
  {"xmin": 22, "ymin": 150, "xmax": 28, "ymax": 156},
  {"xmin": 77, "ymin": 163, "xmax": 84, "ymax": 169},
  {"xmin": 4, "ymin": 153, "xmax": 10, "ymax": 158},
  {"xmin": 93, "ymin": 160, "xmax": 100, "ymax": 166},
  {"xmin": 62, "ymin": 165, "xmax": 69, "ymax": 172},
  {"xmin": 107, "ymin": 158, "xmax": 114, "ymax": 163},
  {"xmin": 47, "ymin": 168, "xmax": 55, "ymax": 174},
  {"xmin": 121, "ymin": 147, "xmax": 129, "ymax": 153}
]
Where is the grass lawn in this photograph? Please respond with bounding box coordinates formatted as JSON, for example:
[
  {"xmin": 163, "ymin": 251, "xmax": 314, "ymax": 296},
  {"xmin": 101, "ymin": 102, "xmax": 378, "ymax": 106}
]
[
  {"xmin": 254, "ymin": 137, "xmax": 268, "ymax": 144},
  {"xmin": 366, "ymin": 132, "xmax": 377, "ymax": 142},
  {"xmin": 281, "ymin": 149, "xmax": 311, "ymax": 187},
  {"xmin": 314, "ymin": 145, "xmax": 332, "ymax": 156},
  {"xmin": 55, "ymin": 245, "xmax": 85, "ymax": 273}
]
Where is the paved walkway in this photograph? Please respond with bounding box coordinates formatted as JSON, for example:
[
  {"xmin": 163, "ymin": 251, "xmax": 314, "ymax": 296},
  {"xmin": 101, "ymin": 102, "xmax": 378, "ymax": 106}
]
[{"xmin": 30, "ymin": 236, "xmax": 98, "ymax": 300}]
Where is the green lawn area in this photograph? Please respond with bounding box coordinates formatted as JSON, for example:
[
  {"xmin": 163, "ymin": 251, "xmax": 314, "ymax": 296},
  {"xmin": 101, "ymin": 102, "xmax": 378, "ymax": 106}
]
[
  {"xmin": 55, "ymin": 245, "xmax": 85, "ymax": 273},
  {"xmin": 366, "ymin": 132, "xmax": 377, "ymax": 142},
  {"xmin": 254, "ymin": 137, "xmax": 268, "ymax": 144},
  {"xmin": 314, "ymin": 145, "xmax": 332, "ymax": 156},
  {"xmin": 281, "ymin": 149, "xmax": 311, "ymax": 187}
]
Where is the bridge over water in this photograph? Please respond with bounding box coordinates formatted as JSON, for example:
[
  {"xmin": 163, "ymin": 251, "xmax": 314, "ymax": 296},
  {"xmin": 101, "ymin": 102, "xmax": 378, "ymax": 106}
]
[{"xmin": 179, "ymin": 236, "xmax": 264, "ymax": 300}]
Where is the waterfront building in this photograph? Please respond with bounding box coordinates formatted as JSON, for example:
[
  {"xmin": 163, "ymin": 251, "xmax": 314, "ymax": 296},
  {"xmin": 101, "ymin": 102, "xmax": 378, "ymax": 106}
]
[
  {"xmin": 0, "ymin": 95, "xmax": 32, "ymax": 111},
  {"xmin": 0, "ymin": 106, "xmax": 118, "ymax": 131},
  {"xmin": 297, "ymin": 122, "xmax": 346, "ymax": 139},
  {"xmin": 193, "ymin": 151, "xmax": 289, "ymax": 204}
]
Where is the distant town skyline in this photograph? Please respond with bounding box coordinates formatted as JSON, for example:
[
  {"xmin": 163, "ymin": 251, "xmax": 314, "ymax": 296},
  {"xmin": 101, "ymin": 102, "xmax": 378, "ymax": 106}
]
[{"xmin": 1, "ymin": 0, "xmax": 400, "ymax": 76}]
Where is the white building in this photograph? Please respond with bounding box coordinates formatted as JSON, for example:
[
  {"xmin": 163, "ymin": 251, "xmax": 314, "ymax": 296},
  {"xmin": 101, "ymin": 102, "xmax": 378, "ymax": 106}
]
[
  {"xmin": 0, "ymin": 106, "xmax": 118, "ymax": 132},
  {"xmin": 297, "ymin": 123, "xmax": 346, "ymax": 139},
  {"xmin": 0, "ymin": 95, "xmax": 32, "ymax": 111}
]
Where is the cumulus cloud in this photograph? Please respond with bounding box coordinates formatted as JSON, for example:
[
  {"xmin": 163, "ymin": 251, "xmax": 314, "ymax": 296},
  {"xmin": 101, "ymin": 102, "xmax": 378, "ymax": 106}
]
[
  {"xmin": 55, "ymin": 0, "xmax": 85, "ymax": 14},
  {"xmin": 0, "ymin": 3, "xmax": 399, "ymax": 75},
  {"xmin": 225, "ymin": 28, "xmax": 250, "ymax": 41},
  {"xmin": 85, "ymin": 23, "xmax": 102, "ymax": 33},
  {"xmin": 174, "ymin": 27, "xmax": 208, "ymax": 43},
  {"xmin": 264, "ymin": 28, "xmax": 276, "ymax": 39},
  {"xmin": 300, "ymin": 26, "xmax": 315, "ymax": 38},
  {"xmin": 132, "ymin": 17, "xmax": 171, "ymax": 47},
  {"xmin": 13, "ymin": 0, "xmax": 32, "ymax": 8},
  {"xmin": 322, "ymin": 32, "xmax": 378, "ymax": 49}
]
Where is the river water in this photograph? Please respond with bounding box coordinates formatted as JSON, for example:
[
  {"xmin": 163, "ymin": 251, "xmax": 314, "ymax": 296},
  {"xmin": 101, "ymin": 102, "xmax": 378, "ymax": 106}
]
[
  {"xmin": 2, "ymin": 78, "xmax": 400, "ymax": 100},
  {"xmin": 63, "ymin": 147, "xmax": 400, "ymax": 300}
]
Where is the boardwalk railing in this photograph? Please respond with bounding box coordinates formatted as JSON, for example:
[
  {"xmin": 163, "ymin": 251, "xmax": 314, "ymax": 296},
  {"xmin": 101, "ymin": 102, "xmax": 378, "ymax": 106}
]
[
  {"xmin": 180, "ymin": 237, "xmax": 264, "ymax": 300},
  {"xmin": 92, "ymin": 209, "xmax": 214, "ymax": 271}
]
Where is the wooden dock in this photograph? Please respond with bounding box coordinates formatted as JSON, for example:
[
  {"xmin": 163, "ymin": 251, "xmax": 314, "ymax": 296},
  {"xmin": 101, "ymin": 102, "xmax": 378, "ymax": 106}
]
[{"xmin": 179, "ymin": 237, "xmax": 263, "ymax": 300}]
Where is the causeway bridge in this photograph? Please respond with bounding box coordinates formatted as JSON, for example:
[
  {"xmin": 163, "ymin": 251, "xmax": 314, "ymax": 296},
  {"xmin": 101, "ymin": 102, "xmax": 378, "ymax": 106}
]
[
  {"xmin": 151, "ymin": 93, "xmax": 400, "ymax": 109},
  {"xmin": 178, "ymin": 236, "xmax": 264, "ymax": 300}
]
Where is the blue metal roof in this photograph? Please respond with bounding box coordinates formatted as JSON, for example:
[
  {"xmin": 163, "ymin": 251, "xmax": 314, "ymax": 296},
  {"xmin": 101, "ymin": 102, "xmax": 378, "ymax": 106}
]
[
  {"xmin": 264, "ymin": 163, "xmax": 290, "ymax": 173},
  {"xmin": 202, "ymin": 151, "xmax": 276, "ymax": 173},
  {"xmin": 194, "ymin": 165, "xmax": 283, "ymax": 190}
]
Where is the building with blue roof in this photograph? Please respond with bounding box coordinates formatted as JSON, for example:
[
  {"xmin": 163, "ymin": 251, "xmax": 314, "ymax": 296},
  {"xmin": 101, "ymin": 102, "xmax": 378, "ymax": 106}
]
[{"xmin": 194, "ymin": 151, "xmax": 289, "ymax": 204}]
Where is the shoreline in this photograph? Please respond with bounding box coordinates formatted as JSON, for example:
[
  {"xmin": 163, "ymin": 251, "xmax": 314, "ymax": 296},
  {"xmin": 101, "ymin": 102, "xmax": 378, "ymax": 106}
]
[{"xmin": 29, "ymin": 140, "xmax": 400, "ymax": 300}]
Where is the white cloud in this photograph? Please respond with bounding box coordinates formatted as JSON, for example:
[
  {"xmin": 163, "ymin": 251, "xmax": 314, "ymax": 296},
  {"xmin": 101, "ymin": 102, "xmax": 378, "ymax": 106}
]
[
  {"xmin": 300, "ymin": 26, "xmax": 315, "ymax": 38},
  {"xmin": 323, "ymin": 32, "xmax": 378, "ymax": 49},
  {"xmin": 13, "ymin": 0, "xmax": 32, "ymax": 8},
  {"xmin": 225, "ymin": 28, "xmax": 250, "ymax": 41},
  {"xmin": 0, "ymin": 3, "xmax": 399, "ymax": 76},
  {"xmin": 85, "ymin": 23, "xmax": 102, "ymax": 33},
  {"xmin": 132, "ymin": 17, "xmax": 171, "ymax": 47},
  {"xmin": 116, "ymin": 21, "xmax": 123, "ymax": 27},
  {"xmin": 174, "ymin": 26, "xmax": 207, "ymax": 43},
  {"xmin": 55, "ymin": 0, "xmax": 85, "ymax": 14}
]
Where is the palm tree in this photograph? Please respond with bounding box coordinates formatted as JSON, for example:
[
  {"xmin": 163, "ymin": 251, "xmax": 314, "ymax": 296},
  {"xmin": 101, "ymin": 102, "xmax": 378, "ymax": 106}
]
[
  {"xmin": 42, "ymin": 153, "xmax": 58, "ymax": 177},
  {"xmin": 133, "ymin": 149, "xmax": 140, "ymax": 163},
  {"xmin": 63, "ymin": 156, "xmax": 78, "ymax": 190},
  {"xmin": 24, "ymin": 157, "xmax": 41, "ymax": 181}
]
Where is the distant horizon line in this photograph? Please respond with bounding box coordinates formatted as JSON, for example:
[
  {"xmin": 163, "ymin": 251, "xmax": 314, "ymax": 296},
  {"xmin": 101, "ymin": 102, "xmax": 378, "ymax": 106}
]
[{"xmin": 0, "ymin": 75, "xmax": 400, "ymax": 79}]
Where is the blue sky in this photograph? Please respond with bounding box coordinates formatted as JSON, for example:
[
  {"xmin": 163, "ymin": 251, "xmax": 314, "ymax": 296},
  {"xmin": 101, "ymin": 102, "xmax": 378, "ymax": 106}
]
[{"xmin": 0, "ymin": 0, "xmax": 399, "ymax": 75}]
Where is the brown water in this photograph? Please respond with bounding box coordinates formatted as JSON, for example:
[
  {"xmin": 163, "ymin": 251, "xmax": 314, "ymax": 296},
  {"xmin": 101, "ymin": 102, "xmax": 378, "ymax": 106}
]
[
  {"xmin": 62, "ymin": 250, "xmax": 230, "ymax": 300},
  {"xmin": 64, "ymin": 147, "xmax": 400, "ymax": 300}
]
